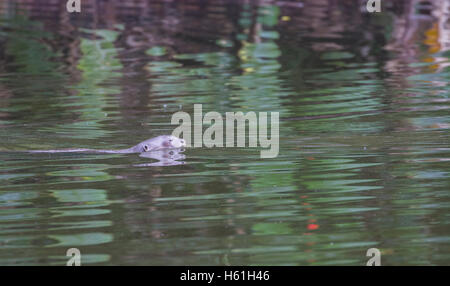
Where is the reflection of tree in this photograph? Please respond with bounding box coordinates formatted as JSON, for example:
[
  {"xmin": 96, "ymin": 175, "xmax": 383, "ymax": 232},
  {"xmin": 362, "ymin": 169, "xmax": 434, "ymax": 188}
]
[
  {"xmin": 0, "ymin": 15, "xmax": 78, "ymax": 135},
  {"xmin": 0, "ymin": 0, "xmax": 449, "ymax": 265},
  {"xmin": 62, "ymin": 28, "xmax": 123, "ymax": 140},
  {"xmin": 382, "ymin": 0, "xmax": 449, "ymax": 134}
]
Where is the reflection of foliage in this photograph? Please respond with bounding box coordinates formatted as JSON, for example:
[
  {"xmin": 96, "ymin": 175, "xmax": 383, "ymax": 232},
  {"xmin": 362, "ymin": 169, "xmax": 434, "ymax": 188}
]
[
  {"xmin": 47, "ymin": 164, "xmax": 114, "ymax": 183},
  {"xmin": 146, "ymin": 46, "xmax": 167, "ymax": 56},
  {"xmin": 0, "ymin": 15, "xmax": 70, "ymax": 132},
  {"xmin": 147, "ymin": 52, "xmax": 236, "ymax": 111},
  {"xmin": 49, "ymin": 233, "xmax": 112, "ymax": 247},
  {"xmin": 288, "ymin": 59, "xmax": 384, "ymax": 133},
  {"xmin": 147, "ymin": 4, "xmax": 290, "ymax": 114},
  {"xmin": 2, "ymin": 16, "xmax": 60, "ymax": 75},
  {"xmin": 230, "ymin": 5, "xmax": 287, "ymax": 112},
  {"xmin": 61, "ymin": 29, "xmax": 123, "ymax": 139},
  {"xmin": 253, "ymin": 222, "xmax": 292, "ymax": 235},
  {"xmin": 77, "ymin": 29, "xmax": 123, "ymax": 93}
]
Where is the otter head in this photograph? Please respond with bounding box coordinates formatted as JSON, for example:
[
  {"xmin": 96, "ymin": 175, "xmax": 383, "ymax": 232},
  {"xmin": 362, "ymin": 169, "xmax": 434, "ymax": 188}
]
[
  {"xmin": 135, "ymin": 135, "xmax": 186, "ymax": 153},
  {"xmin": 164, "ymin": 135, "xmax": 186, "ymax": 149}
]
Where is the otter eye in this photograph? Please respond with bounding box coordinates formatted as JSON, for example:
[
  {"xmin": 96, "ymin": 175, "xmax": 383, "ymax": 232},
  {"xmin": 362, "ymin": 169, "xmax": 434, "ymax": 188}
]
[{"xmin": 143, "ymin": 145, "xmax": 149, "ymax": 152}]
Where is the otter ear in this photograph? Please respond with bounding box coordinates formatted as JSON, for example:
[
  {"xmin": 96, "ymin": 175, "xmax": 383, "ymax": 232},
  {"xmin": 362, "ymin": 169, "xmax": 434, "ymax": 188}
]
[{"xmin": 143, "ymin": 145, "xmax": 149, "ymax": 152}]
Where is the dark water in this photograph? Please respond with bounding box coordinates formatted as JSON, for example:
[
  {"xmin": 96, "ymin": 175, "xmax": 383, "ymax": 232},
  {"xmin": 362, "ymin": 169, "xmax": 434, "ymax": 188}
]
[{"xmin": 0, "ymin": 0, "xmax": 449, "ymax": 265}]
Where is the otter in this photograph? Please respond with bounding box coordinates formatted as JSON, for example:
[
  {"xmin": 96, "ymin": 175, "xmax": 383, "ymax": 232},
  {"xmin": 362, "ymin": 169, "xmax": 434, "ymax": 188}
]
[{"xmin": 28, "ymin": 135, "xmax": 186, "ymax": 154}]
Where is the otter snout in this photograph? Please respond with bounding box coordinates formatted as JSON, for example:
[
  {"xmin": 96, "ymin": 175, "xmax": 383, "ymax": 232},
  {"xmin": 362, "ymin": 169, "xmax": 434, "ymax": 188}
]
[{"xmin": 169, "ymin": 136, "xmax": 186, "ymax": 148}]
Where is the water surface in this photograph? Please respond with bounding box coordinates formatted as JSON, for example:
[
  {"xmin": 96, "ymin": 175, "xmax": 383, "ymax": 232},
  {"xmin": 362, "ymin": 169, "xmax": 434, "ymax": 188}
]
[{"xmin": 0, "ymin": 0, "xmax": 449, "ymax": 265}]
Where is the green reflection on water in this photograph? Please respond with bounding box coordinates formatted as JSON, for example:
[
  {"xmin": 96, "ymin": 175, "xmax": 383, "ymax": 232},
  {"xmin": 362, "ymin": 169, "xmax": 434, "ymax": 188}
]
[{"xmin": 0, "ymin": 1, "xmax": 449, "ymax": 266}]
